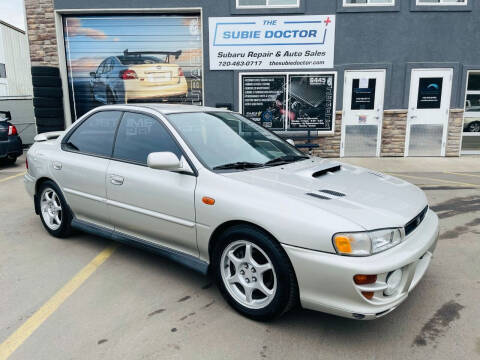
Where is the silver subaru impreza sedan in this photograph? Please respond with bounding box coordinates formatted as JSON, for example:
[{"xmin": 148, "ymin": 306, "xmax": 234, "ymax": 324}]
[{"xmin": 24, "ymin": 104, "xmax": 439, "ymax": 321}]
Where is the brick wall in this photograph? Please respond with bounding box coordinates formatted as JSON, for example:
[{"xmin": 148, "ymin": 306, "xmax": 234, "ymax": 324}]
[{"xmin": 24, "ymin": 0, "xmax": 58, "ymax": 66}]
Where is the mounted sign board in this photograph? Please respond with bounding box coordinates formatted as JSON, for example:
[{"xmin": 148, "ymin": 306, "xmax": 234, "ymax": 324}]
[
  {"xmin": 209, "ymin": 15, "xmax": 335, "ymax": 70},
  {"xmin": 240, "ymin": 72, "xmax": 336, "ymax": 132}
]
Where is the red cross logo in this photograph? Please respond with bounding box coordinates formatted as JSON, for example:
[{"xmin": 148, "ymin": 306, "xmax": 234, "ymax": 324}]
[{"xmin": 324, "ymin": 17, "xmax": 331, "ymax": 26}]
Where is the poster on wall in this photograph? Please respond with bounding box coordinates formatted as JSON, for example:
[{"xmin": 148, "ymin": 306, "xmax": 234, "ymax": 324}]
[
  {"xmin": 240, "ymin": 73, "xmax": 335, "ymax": 132},
  {"xmin": 417, "ymin": 77, "xmax": 443, "ymax": 109},
  {"xmin": 209, "ymin": 15, "xmax": 335, "ymax": 70},
  {"xmin": 288, "ymin": 74, "xmax": 335, "ymax": 130},
  {"xmin": 351, "ymin": 79, "xmax": 376, "ymax": 110},
  {"xmin": 241, "ymin": 75, "xmax": 286, "ymax": 130},
  {"xmin": 63, "ymin": 15, "xmax": 203, "ymax": 120}
]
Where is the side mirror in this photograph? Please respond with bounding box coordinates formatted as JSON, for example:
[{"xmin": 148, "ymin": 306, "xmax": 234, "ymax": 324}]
[
  {"xmin": 90, "ymin": 72, "xmax": 97, "ymax": 78},
  {"xmin": 286, "ymin": 139, "xmax": 295, "ymax": 146},
  {"xmin": 147, "ymin": 152, "xmax": 192, "ymax": 174}
]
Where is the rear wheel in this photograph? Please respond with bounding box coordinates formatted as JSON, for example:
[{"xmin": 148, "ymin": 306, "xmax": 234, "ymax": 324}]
[
  {"xmin": 213, "ymin": 225, "xmax": 298, "ymax": 321},
  {"xmin": 5, "ymin": 155, "xmax": 17, "ymax": 165},
  {"xmin": 37, "ymin": 181, "xmax": 73, "ymax": 238}
]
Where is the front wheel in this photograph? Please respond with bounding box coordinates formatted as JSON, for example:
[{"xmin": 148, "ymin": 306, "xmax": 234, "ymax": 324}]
[
  {"xmin": 213, "ymin": 225, "xmax": 298, "ymax": 321},
  {"xmin": 37, "ymin": 180, "xmax": 73, "ymax": 238}
]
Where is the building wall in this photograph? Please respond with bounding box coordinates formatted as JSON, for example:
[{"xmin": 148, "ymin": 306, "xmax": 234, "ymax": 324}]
[
  {"xmin": 0, "ymin": 23, "xmax": 33, "ymax": 97},
  {"xmin": 24, "ymin": 0, "xmax": 475, "ymax": 156}
]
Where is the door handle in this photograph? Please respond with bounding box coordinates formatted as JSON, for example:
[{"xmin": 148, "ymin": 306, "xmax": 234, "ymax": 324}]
[
  {"xmin": 52, "ymin": 161, "xmax": 62, "ymax": 170},
  {"xmin": 109, "ymin": 175, "xmax": 124, "ymax": 186}
]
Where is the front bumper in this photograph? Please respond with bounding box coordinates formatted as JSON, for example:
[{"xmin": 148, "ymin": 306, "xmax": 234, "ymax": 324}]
[{"xmin": 283, "ymin": 209, "xmax": 439, "ymax": 320}]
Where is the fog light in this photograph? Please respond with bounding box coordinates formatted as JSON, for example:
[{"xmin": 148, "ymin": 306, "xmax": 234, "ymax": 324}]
[{"xmin": 384, "ymin": 269, "xmax": 403, "ymax": 296}]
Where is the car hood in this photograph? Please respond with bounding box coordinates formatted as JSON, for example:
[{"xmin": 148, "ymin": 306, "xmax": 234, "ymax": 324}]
[{"xmin": 221, "ymin": 158, "xmax": 428, "ymax": 230}]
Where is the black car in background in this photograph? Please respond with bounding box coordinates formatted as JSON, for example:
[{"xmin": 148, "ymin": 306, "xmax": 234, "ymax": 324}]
[{"xmin": 0, "ymin": 111, "xmax": 23, "ymax": 165}]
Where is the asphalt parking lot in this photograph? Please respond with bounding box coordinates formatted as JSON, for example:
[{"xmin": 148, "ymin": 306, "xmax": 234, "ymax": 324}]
[{"xmin": 1, "ymin": 154, "xmax": 479, "ymax": 360}]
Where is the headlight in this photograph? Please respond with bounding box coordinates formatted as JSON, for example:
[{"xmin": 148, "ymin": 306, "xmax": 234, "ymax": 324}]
[{"xmin": 333, "ymin": 228, "xmax": 404, "ymax": 256}]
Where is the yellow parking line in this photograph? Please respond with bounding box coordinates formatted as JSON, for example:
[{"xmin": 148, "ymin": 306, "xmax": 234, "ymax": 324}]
[
  {"xmin": 0, "ymin": 172, "xmax": 26, "ymax": 184},
  {"xmin": 444, "ymin": 171, "xmax": 480, "ymax": 179},
  {"xmin": 0, "ymin": 244, "xmax": 117, "ymax": 360},
  {"xmin": 386, "ymin": 173, "xmax": 480, "ymax": 188}
]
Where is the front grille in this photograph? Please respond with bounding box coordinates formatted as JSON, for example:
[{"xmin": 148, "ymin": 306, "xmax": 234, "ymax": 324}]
[{"xmin": 405, "ymin": 206, "xmax": 428, "ymax": 236}]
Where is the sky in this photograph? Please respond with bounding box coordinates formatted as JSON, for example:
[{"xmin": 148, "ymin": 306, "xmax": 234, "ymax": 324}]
[{"xmin": 0, "ymin": 0, "xmax": 25, "ymax": 31}]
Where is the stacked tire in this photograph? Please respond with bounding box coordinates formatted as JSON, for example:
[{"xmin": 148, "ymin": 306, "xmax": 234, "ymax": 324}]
[{"xmin": 32, "ymin": 66, "xmax": 65, "ymax": 134}]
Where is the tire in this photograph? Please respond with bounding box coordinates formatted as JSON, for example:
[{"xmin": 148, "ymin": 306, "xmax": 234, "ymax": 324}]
[
  {"xmin": 36, "ymin": 117, "xmax": 64, "ymax": 127},
  {"xmin": 31, "ymin": 66, "xmax": 60, "ymax": 77},
  {"xmin": 34, "ymin": 107, "xmax": 64, "ymax": 118},
  {"xmin": 106, "ymin": 89, "xmax": 116, "ymax": 104},
  {"xmin": 32, "ymin": 76, "xmax": 62, "ymax": 88},
  {"xmin": 213, "ymin": 225, "xmax": 298, "ymax": 321},
  {"xmin": 37, "ymin": 180, "xmax": 73, "ymax": 238},
  {"xmin": 34, "ymin": 87, "xmax": 63, "ymax": 99},
  {"xmin": 467, "ymin": 121, "xmax": 480, "ymax": 133},
  {"xmin": 34, "ymin": 97, "xmax": 63, "ymax": 108},
  {"xmin": 2, "ymin": 155, "xmax": 17, "ymax": 165}
]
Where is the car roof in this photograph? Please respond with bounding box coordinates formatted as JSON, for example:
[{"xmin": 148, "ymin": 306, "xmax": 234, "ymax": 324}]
[{"xmin": 98, "ymin": 103, "xmax": 232, "ymax": 115}]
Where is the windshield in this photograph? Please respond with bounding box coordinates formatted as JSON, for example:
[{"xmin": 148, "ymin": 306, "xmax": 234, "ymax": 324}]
[{"xmin": 167, "ymin": 112, "xmax": 307, "ymax": 170}]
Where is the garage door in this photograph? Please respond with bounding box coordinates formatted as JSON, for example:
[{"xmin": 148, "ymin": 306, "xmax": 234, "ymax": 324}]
[{"xmin": 63, "ymin": 14, "xmax": 203, "ymax": 121}]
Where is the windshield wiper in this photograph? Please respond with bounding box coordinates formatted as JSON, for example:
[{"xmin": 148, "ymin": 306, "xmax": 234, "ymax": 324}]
[
  {"xmin": 213, "ymin": 162, "xmax": 264, "ymax": 170},
  {"xmin": 264, "ymin": 155, "xmax": 309, "ymax": 166}
]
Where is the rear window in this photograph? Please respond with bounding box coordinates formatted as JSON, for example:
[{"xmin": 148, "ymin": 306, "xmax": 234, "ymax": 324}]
[
  {"xmin": 65, "ymin": 111, "xmax": 122, "ymax": 157},
  {"xmin": 117, "ymin": 56, "xmax": 167, "ymax": 65}
]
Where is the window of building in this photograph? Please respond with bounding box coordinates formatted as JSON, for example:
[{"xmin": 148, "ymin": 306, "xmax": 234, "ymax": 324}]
[
  {"xmin": 236, "ymin": 0, "xmax": 299, "ymax": 8},
  {"xmin": 112, "ymin": 112, "xmax": 183, "ymax": 165},
  {"xmin": 0, "ymin": 64, "xmax": 6, "ymax": 78},
  {"xmin": 344, "ymin": 0, "xmax": 394, "ymax": 6},
  {"xmin": 65, "ymin": 111, "xmax": 122, "ymax": 157},
  {"xmin": 462, "ymin": 71, "xmax": 480, "ymax": 154},
  {"xmin": 417, "ymin": 0, "xmax": 467, "ymax": 5}
]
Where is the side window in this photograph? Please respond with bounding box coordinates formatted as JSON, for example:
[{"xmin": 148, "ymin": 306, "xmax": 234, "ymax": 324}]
[
  {"xmin": 113, "ymin": 112, "xmax": 183, "ymax": 165},
  {"xmin": 65, "ymin": 111, "xmax": 122, "ymax": 157},
  {"xmin": 97, "ymin": 61, "xmax": 106, "ymax": 75}
]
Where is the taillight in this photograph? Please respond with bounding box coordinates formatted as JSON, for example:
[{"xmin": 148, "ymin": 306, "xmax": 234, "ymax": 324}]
[
  {"xmin": 8, "ymin": 125, "xmax": 17, "ymax": 136},
  {"xmin": 178, "ymin": 67, "xmax": 184, "ymax": 77},
  {"xmin": 120, "ymin": 69, "xmax": 138, "ymax": 80},
  {"xmin": 26, "ymin": 157, "xmax": 28, "ymax": 169}
]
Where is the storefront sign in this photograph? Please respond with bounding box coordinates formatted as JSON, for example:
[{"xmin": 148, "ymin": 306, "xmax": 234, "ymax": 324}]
[
  {"xmin": 209, "ymin": 15, "xmax": 335, "ymax": 70},
  {"xmin": 240, "ymin": 72, "xmax": 336, "ymax": 132},
  {"xmin": 417, "ymin": 78, "xmax": 443, "ymax": 109}
]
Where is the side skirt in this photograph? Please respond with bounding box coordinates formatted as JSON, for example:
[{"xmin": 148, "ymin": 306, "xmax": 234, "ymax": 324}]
[{"xmin": 71, "ymin": 218, "xmax": 209, "ymax": 275}]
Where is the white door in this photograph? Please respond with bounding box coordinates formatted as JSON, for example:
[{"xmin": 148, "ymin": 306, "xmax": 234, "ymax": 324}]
[
  {"xmin": 406, "ymin": 69, "xmax": 452, "ymax": 157},
  {"xmin": 341, "ymin": 70, "xmax": 386, "ymax": 157}
]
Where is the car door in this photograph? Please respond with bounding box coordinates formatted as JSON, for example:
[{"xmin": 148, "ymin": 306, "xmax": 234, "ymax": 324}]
[
  {"xmin": 55, "ymin": 110, "xmax": 122, "ymax": 229},
  {"xmin": 106, "ymin": 111, "xmax": 198, "ymax": 256}
]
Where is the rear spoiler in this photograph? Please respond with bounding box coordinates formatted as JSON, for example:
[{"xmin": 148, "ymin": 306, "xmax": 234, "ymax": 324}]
[
  {"xmin": 0, "ymin": 111, "xmax": 11, "ymax": 121},
  {"xmin": 34, "ymin": 131, "xmax": 64, "ymax": 142},
  {"xmin": 123, "ymin": 49, "xmax": 182, "ymax": 60}
]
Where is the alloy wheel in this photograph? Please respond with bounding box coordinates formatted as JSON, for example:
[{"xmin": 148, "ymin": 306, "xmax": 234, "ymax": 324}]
[
  {"xmin": 40, "ymin": 188, "xmax": 62, "ymax": 231},
  {"xmin": 221, "ymin": 240, "xmax": 277, "ymax": 309}
]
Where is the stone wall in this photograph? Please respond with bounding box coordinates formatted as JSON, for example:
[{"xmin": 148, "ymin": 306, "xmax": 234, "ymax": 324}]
[
  {"xmin": 24, "ymin": 0, "xmax": 58, "ymax": 66},
  {"xmin": 311, "ymin": 112, "xmax": 342, "ymax": 158},
  {"xmin": 446, "ymin": 109, "xmax": 463, "ymax": 157},
  {"xmin": 381, "ymin": 110, "xmax": 407, "ymax": 157}
]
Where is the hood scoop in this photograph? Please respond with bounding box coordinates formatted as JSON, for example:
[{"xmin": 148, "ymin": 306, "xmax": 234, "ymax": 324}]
[
  {"xmin": 320, "ymin": 189, "xmax": 346, "ymax": 197},
  {"xmin": 312, "ymin": 165, "xmax": 341, "ymax": 178}
]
